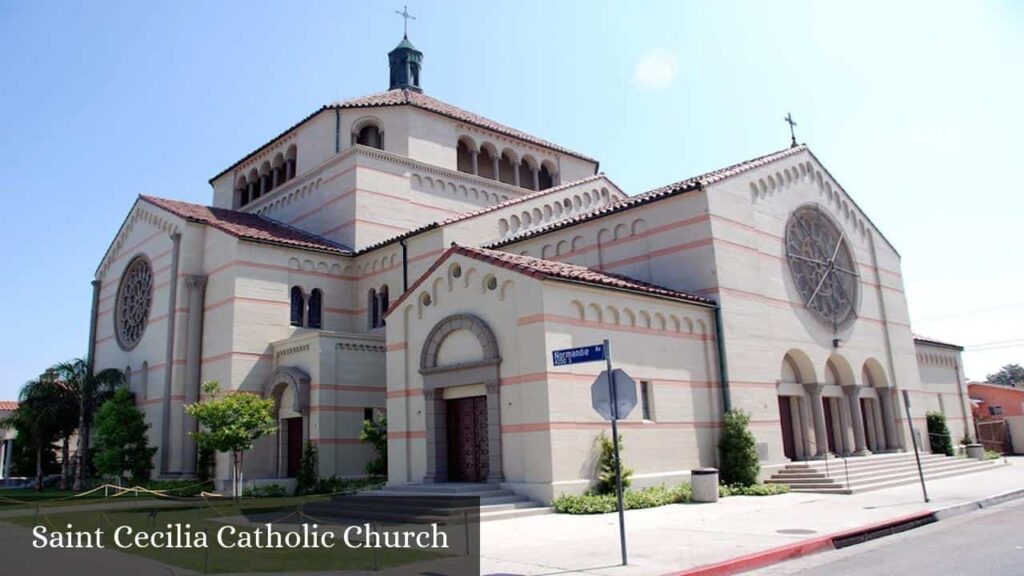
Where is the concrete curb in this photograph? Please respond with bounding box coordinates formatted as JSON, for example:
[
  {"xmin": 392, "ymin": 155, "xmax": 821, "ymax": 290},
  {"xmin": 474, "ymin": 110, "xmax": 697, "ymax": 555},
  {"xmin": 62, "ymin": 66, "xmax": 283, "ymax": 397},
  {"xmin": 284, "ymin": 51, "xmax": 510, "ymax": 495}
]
[{"xmin": 669, "ymin": 489, "xmax": 1024, "ymax": 576}]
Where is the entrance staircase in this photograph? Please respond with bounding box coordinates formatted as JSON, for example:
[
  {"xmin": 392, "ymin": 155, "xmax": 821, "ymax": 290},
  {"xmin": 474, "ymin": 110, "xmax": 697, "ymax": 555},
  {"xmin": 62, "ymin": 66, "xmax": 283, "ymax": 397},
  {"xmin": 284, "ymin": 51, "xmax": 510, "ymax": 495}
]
[
  {"xmin": 766, "ymin": 452, "xmax": 1003, "ymax": 494},
  {"xmin": 303, "ymin": 483, "xmax": 550, "ymax": 523}
]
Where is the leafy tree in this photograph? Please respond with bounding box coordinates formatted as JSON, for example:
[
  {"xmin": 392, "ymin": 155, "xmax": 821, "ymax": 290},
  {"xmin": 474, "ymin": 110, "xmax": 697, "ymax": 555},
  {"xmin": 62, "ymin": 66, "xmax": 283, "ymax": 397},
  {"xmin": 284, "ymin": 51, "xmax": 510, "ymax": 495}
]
[
  {"xmin": 196, "ymin": 446, "xmax": 215, "ymax": 482},
  {"xmin": 359, "ymin": 416, "xmax": 388, "ymax": 476},
  {"xmin": 986, "ymin": 364, "xmax": 1024, "ymax": 388},
  {"xmin": 718, "ymin": 409, "xmax": 760, "ymax": 487},
  {"xmin": 295, "ymin": 441, "xmax": 318, "ymax": 495},
  {"xmin": 49, "ymin": 359, "xmax": 124, "ymax": 490},
  {"xmin": 926, "ymin": 411, "xmax": 954, "ymax": 456},
  {"xmin": 185, "ymin": 381, "xmax": 277, "ymax": 499},
  {"xmin": 93, "ymin": 389, "xmax": 157, "ymax": 482},
  {"xmin": 4, "ymin": 376, "xmax": 75, "ymax": 491},
  {"xmin": 593, "ymin": 431, "xmax": 632, "ymax": 495}
]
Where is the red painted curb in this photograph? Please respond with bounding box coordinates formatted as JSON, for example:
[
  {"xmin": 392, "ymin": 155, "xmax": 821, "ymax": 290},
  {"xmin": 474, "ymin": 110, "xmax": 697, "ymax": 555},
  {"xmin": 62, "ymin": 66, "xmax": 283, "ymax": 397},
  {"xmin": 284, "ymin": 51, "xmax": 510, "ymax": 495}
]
[{"xmin": 667, "ymin": 511, "xmax": 934, "ymax": 576}]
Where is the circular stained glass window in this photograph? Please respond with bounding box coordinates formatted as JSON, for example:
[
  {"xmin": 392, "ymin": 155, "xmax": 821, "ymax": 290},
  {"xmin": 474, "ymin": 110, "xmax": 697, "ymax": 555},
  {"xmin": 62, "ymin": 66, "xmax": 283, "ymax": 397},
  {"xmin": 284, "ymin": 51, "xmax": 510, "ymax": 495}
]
[
  {"xmin": 115, "ymin": 255, "xmax": 154, "ymax": 350},
  {"xmin": 785, "ymin": 205, "xmax": 860, "ymax": 329}
]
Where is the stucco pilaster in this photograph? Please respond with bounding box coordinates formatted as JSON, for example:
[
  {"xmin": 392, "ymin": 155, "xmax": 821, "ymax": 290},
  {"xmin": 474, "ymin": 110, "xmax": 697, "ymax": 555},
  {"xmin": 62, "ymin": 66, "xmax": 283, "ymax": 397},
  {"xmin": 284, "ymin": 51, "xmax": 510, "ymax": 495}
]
[
  {"xmin": 181, "ymin": 274, "xmax": 208, "ymax": 475},
  {"xmin": 804, "ymin": 383, "xmax": 829, "ymax": 458},
  {"xmin": 844, "ymin": 385, "xmax": 870, "ymax": 455}
]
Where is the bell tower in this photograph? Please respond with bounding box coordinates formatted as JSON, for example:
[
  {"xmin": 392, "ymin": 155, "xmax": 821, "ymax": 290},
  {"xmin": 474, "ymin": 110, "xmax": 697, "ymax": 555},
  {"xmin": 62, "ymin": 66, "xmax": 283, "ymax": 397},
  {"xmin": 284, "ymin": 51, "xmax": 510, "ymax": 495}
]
[{"xmin": 389, "ymin": 7, "xmax": 423, "ymax": 92}]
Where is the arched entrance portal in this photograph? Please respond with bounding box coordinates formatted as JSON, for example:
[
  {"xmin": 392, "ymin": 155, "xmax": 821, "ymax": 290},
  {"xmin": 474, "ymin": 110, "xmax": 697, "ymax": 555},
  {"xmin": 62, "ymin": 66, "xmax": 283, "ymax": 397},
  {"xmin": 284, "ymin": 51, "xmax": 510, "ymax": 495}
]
[
  {"xmin": 264, "ymin": 367, "xmax": 310, "ymax": 478},
  {"xmin": 420, "ymin": 314, "xmax": 504, "ymax": 484}
]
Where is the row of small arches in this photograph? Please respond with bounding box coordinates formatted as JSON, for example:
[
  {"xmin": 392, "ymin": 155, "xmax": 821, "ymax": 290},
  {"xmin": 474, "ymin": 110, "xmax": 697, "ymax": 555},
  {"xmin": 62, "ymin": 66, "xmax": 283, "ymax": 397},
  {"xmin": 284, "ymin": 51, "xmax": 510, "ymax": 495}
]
[
  {"xmin": 749, "ymin": 160, "xmax": 868, "ymax": 241},
  {"xmin": 570, "ymin": 300, "xmax": 706, "ymax": 334},
  {"xmin": 917, "ymin": 352, "xmax": 958, "ymax": 368},
  {"xmin": 457, "ymin": 136, "xmax": 559, "ymax": 191},
  {"xmin": 537, "ymin": 218, "xmax": 647, "ymax": 260},
  {"xmin": 289, "ymin": 286, "xmax": 323, "ymax": 329},
  {"xmin": 498, "ymin": 187, "xmax": 612, "ymax": 237},
  {"xmin": 252, "ymin": 178, "xmax": 319, "ymax": 217},
  {"xmin": 411, "ymin": 173, "xmax": 512, "ymax": 205},
  {"xmin": 416, "ymin": 263, "xmax": 507, "ymax": 318},
  {"xmin": 103, "ymin": 209, "xmax": 178, "ymax": 277},
  {"xmin": 236, "ymin": 144, "xmax": 298, "ymax": 208}
]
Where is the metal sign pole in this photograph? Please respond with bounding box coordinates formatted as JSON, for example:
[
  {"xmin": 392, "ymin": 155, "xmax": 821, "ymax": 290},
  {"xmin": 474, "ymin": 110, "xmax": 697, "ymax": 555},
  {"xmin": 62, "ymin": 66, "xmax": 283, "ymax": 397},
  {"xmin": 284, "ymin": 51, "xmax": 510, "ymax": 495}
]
[
  {"xmin": 604, "ymin": 339, "xmax": 628, "ymax": 566},
  {"xmin": 901, "ymin": 390, "xmax": 930, "ymax": 503}
]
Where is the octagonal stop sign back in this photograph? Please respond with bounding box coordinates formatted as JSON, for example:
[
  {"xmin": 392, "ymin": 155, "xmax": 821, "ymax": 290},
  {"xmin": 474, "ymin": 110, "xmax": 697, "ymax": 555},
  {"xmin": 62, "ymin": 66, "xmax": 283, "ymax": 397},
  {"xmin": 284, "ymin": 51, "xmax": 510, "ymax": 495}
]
[{"xmin": 591, "ymin": 369, "xmax": 637, "ymax": 421}]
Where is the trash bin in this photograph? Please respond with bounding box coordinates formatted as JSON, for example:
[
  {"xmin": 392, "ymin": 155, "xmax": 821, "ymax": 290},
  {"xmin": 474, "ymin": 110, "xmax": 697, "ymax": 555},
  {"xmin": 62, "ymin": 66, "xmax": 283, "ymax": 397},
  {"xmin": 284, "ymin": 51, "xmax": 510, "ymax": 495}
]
[
  {"xmin": 691, "ymin": 468, "xmax": 719, "ymax": 503},
  {"xmin": 966, "ymin": 443, "xmax": 986, "ymax": 460}
]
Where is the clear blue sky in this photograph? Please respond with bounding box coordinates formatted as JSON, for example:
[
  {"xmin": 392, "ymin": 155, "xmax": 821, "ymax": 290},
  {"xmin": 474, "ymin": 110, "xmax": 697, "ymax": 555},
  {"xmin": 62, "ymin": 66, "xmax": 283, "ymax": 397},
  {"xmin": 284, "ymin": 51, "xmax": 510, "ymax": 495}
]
[{"xmin": 1, "ymin": 1, "xmax": 1021, "ymax": 399}]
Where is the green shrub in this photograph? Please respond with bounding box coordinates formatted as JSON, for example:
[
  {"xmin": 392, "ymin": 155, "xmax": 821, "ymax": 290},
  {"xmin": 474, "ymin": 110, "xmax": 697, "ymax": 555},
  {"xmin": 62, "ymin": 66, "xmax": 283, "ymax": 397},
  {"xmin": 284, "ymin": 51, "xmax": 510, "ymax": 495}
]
[
  {"xmin": 296, "ymin": 441, "xmax": 318, "ymax": 495},
  {"xmin": 243, "ymin": 483, "xmax": 287, "ymax": 498},
  {"xmin": 93, "ymin": 389, "xmax": 157, "ymax": 482},
  {"xmin": 926, "ymin": 412, "xmax": 954, "ymax": 456},
  {"xmin": 718, "ymin": 410, "xmax": 760, "ymax": 487},
  {"xmin": 719, "ymin": 483, "xmax": 790, "ymax": 497},
  {"xmin": 360, "ymin": 416, "xmax": 388, "ymax": 476},
  {"xmin": 985, "ymin": 450, "xmax": 1002, "ymax": 460},
  {"xmin": 313, "ymin": 475, "xmax": 385, "ymax": 495},
  {"xmin": 553, "ymin": 483, "xmax": 692, "ymax": 514},
  {"xmin": 594, "ymin": 432, "xmax": 633, "ymax": 495}
]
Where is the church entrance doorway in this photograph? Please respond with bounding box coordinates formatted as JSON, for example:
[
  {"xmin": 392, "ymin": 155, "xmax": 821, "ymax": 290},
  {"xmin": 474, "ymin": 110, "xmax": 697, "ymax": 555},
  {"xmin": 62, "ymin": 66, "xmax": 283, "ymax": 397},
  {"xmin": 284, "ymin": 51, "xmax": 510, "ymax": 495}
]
[
  {"xmin": 778, "ymin": 396, "xmax": 797, "ymax": 460},
  {"xmin": 285, "ymin": 417, "xmax": 303, "ymax": 478},
  {"xmin": 446, "ymin": 396, "xmax": 489, "ymax": 482}
]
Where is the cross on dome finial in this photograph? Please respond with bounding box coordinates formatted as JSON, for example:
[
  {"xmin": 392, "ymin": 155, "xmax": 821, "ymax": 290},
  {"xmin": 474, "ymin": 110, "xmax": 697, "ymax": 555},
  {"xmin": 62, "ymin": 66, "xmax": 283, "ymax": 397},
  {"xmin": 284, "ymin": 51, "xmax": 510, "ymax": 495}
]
[
  {"xmin": 784, "ymin": 112, "xmax": 798, "ymax": 148},
  {"xmin": 396, "ymin": 5, "xmax": 415, "ymax": 38}
]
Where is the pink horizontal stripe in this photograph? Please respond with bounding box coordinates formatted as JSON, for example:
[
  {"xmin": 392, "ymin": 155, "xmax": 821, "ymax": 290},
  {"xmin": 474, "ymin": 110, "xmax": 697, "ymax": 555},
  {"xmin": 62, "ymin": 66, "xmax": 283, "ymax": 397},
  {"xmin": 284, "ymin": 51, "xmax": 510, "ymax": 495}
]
[
  {"xmin": 390, "ymin": 431, "xmax": 426, "ymax": 439},
  {"xmin": 312, "ymin": 384, "xmax": 385, "ymax": 393}
]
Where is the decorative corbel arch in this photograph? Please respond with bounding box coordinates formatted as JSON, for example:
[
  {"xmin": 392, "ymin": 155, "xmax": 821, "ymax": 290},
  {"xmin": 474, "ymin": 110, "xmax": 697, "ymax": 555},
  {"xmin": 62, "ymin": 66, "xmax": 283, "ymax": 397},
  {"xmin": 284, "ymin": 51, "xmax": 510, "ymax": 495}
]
[
  {"xmin": 420, "ymin": 313, "xmax": 500, "ymax": 373},
  {"xmin": 263, "ymin": 366, "xmax": 311, "ymax": 415}
]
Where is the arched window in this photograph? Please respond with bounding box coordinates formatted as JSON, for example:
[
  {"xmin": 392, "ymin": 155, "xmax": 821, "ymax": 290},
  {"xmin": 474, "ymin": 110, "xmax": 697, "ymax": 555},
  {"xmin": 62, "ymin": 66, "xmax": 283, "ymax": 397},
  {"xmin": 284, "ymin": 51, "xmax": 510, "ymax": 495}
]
[
  {"xmin": 356, "ymin": 125, "xmax": 383, "ymax": 149},
  {"xmin": 498, "ymin": 152, "xmax": 517, "ymax": 185},
  {"xmin": 290, "ymin": 286, "xmax": 304, "ymax": 327},
  {"xmin": 248, "ymin": 168, "xmax": 260, "ymax": 201},
  {"xmin": 378, "ymin": 285, "xmax": 389, "ymax": 327},
  {"xmin": 457, "ymin": 139, "xmax": 475, "ymax": 174},
  {"xmin": 236, "ymin": 175, "xmax": 250, "ymax": 207},
  {"xmin": 367, "ymin": 288, "xmax": 379, "ymax": 329},
  {"xmin": 271, "ymin": 153, "xmax": 285, "ymax": 188},
  {"xmin": 285, "ymin": 145, "xmax": 297, "ymax": 181},
  {"xmin": 307, "ymin": 289, "xmax": 322, "ymax": 329},
  {"xmin": 260, "ymin": 161, "xmax": 273, "ymax": 195},
  {"xmin": 478, "ymin": 146, "xmax": 497, "ymax": 180},
  {"xmin": 518, "ymin": 159, "xmax": 535, "ymax": 190},
  {"xmin": 539, "ymin": 163, "xmax": 554, "ymax": 190}
]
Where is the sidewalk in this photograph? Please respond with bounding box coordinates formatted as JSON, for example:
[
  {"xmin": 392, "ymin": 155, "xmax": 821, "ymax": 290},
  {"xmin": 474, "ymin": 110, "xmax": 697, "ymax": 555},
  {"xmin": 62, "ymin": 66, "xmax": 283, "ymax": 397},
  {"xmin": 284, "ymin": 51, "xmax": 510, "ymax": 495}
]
[{"xmin": 479, "ymin": 457, "xmax": 1024, "ymax": 576}]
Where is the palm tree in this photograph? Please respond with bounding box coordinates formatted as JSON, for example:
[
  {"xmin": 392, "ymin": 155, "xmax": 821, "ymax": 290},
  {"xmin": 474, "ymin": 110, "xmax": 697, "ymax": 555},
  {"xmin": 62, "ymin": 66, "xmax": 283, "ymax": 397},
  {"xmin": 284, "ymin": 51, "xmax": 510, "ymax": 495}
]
[
  {"xmin": 49, "ymin": 359, "xmax": 123, "ymax": 490},
  {"xmin": 6, "ymin": 376, "xmax": 76, "ymax": 491},
  {"xmin": 38, "ymin": 370, "xmax": 81, "ymax": 490}
]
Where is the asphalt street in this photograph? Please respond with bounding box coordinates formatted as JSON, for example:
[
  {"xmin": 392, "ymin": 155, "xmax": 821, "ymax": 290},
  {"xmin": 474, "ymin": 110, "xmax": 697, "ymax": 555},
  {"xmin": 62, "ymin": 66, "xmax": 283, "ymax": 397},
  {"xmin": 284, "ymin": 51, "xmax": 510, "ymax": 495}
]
[{"xmin": 751, "ymin": 497, "xmax": 1024, "ymax": 576}]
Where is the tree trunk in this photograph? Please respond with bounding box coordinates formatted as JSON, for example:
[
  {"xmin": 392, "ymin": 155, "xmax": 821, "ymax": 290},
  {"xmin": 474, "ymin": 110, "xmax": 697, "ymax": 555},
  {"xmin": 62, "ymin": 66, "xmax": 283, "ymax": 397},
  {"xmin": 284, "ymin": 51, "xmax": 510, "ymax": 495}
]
[
  {"xmin": 35, "ymin": 446, "xmax": 44, "ymax": 492},
  {"xmin": 60, "ymin": 436, "xmax": 70, "ymax": 491},
  {"xmin": 232, "ymin": 451, "xmax": 241, "ymax": 500},
  {"xmin": 73, "ymin": 404, "xmax": 86, "ymax": 491}
]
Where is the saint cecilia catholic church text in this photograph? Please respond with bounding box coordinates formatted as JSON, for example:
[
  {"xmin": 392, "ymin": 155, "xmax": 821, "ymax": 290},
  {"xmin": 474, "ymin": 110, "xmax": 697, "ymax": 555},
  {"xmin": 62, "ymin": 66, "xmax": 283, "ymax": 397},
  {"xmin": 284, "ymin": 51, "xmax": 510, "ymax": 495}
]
[{"xmin": 32, "ymin": 522, "xmax": 450, "ymax": 550}]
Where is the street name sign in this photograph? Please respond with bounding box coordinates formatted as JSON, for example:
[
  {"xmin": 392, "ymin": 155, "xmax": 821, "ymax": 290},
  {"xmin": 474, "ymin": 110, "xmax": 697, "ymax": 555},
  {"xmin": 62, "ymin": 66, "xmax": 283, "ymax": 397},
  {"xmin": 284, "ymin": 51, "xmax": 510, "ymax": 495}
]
[{"xmin": 552, "ymin": 344, "xmax": 606, "ymax": 366}]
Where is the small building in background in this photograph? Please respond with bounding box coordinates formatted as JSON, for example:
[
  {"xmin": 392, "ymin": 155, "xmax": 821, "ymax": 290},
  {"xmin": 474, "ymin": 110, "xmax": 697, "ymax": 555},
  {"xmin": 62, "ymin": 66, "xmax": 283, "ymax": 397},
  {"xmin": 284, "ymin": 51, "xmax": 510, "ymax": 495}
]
[
  {"xmin": 0, "ymin": 400, "xmax": 17, "ymax": 481},
  {"xmin": 968, "ymin": 382, "xmax": 1024, "ymax": 454}
]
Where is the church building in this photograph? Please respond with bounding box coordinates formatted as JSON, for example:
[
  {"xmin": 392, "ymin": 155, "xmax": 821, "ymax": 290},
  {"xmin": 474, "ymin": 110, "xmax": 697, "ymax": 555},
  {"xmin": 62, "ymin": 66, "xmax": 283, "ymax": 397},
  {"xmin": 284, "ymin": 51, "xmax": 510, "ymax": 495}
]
[{"xmin": 88, "ymin": 31, "xmax": 974, "ymax": 503}]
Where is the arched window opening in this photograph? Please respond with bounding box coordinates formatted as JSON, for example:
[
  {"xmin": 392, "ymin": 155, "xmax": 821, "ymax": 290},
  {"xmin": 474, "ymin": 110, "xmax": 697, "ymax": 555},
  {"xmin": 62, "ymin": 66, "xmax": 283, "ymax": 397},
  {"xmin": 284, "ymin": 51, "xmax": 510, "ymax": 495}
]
[
  {"xmin": 285, "ymin": 145, "xmax": 297, "ymax": 181},
  {"xmin": 307, "ymin": 289, "xmax": 323, "ymax": 329},
  {"xmin": 368, "ymin": 288, "xmax": 380, "ymax": 329},
  {"xmin": 236, "ymin": 175, "xmax": 250, "ymax": 207},
  {"xmin": 272, "ymin": 154, "xmax": 285, "ymax": 188},
  {"xmin": 248, "ymin": 169, "xmax": 260, "ymax": 201},
  {"xmin": 357, "ymin": 125, "xmax": 383, "ymax": 150},
  {"xmin": 260, "ymin": 161, "xmax": 273, "ymax": 195},
  {"xmin": 478, "ymin": 147, "xmax": 497, "ymax": 180},
  {"xmin": 290, "ymin": 286, "xmax": 304, "ymax": 327},
  {"xmin": 378, "ymin": 285, "xmax": 390, "ymax": 327},
  {"xmin": 539, "ymin": 164, "xmax": 554, "ymax": 190},
  {"xmin": 518, "ymin": 160, "xmax": 535, "ymax": 190},
  {"xmin": 498, "ymin": 152, "xmax": 517, "ymax": 185},
  {"xmin": 457, "ymin": 139, "xmax": 475, "ymax": 174}
]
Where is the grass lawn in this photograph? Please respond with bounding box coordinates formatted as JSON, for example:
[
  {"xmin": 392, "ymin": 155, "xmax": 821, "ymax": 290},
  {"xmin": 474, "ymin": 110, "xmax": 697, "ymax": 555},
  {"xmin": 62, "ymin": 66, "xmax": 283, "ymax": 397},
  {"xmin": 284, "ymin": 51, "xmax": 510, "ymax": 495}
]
[
  {"xmin": 0, "ymin": 486, "xmax": 165, "ymax": 511},
  {"xmin": 7, "ymin": 496, "xmax": 444, "ymax": 573}
]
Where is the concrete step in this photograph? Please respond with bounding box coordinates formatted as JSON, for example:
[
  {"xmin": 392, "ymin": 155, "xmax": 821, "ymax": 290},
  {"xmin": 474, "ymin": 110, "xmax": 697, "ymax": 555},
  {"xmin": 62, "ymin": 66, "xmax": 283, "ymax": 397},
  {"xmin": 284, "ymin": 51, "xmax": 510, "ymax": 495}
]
[
  {"xmin": 785, "ymin": 454, "xmax": 947, "ymax": 475},
  {"xmin": 770, "ymin": 455, "xmax": 1003, "ymax": 494},
  {"xmin": 479, "ymin": 506, "xmax": 552, "ymax": 522},
  {"xmin": 773, "ymin": 457, "xmax": 993, "ymax": 484}
]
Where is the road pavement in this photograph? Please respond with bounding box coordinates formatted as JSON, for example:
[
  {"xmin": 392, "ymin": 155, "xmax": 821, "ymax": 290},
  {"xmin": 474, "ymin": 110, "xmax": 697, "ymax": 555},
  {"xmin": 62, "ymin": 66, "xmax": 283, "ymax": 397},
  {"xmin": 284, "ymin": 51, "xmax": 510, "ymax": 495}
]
[{"xmin": 750, "ymin": 497, "xmax": 1024, "ymax": 575}]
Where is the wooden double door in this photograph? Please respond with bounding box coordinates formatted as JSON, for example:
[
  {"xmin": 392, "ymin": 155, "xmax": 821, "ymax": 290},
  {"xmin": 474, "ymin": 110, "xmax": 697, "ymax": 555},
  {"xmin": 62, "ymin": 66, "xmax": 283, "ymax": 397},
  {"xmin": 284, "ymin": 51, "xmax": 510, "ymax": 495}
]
[{"xmin": 446, "ymin": 396, "xmax": 489, "ymax": 482}]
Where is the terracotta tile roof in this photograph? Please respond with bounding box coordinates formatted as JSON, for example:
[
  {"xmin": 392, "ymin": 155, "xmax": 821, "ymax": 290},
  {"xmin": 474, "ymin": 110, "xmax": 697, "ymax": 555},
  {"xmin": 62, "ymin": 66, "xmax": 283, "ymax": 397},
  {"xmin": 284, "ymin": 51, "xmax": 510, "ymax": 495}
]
[
  {"xmin": 386, "ymin": 244, "xmax": 715, "ymax": 317},
  {"xmin": 487, "ymin": 145, "xmax": 809, "ymax": 248},
  {"xmin": 0, "ymin": 401, "xmax": 17, "ymax": 411},
  {"xmin": 354, "ymin": 174, "xmax": 617, "ymax": 255},
  {"xmin": 331, "ymin": 89, "xmax": 596, "ymax": 162},
  {"xmin": 913, "ymin": 334, "xmax": 964, "ymax": 351},
  {"xmin": 140, "ymin": 196, "xmax": 353, "ymax": 255}
]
